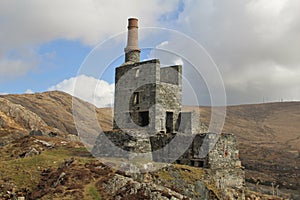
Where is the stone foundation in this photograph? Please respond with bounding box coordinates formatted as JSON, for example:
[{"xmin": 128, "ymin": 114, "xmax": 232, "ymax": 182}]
[{"xmin": 92, "ymin": 130, "xmax": 245, "ymax": 199}]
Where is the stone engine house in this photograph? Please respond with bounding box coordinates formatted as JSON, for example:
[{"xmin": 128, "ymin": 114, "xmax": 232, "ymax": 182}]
[
  {"xmin": 93, "ymin": 18, "xmax": 245, "ymax": 199},
  {"xmin": 113, "ymin": 18, "xmax": 199, "ymax": 134},
  {"xmin": 113, "ymin": 59, "xmax": 182, "ymax": 133}
]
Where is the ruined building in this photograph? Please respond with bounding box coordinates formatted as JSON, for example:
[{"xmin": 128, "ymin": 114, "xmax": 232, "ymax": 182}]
[
  {"xmin": 93, "ymin": 18, "xmax": 245, "ymax": 199},
  {"xmin": 113, "ymin": 18, "xmax": 199, "ymax": 134}
]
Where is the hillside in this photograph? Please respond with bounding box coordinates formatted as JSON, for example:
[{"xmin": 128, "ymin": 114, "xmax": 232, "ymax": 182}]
[
  {"xmin": 217, "ymin": 103, "xmax": 300, "ymax": 193},
  {"xmin": 1, "ymin": 135, "xmax": 226, "ymax": 199},
  {"xmin": 1, "ymin": 91, "xmax": 113, "ymax": 134},
  {"xmin": 0, "ymin": 91, "xmax": 299, "ymax": 198}
]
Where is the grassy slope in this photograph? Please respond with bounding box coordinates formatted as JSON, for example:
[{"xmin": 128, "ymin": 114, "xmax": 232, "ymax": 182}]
[{"xmin": 0, "ymin": 135, "xmax": 220, "ymax": 199}]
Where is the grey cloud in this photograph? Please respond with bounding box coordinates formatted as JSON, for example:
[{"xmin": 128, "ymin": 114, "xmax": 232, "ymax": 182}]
[
  {"xmin": 0, "ymin": 0, "xmax": 180, "ymax": 51},
  {"xmin": 174, "ymin": 0, "xmax": 300, "ymax": 104}
]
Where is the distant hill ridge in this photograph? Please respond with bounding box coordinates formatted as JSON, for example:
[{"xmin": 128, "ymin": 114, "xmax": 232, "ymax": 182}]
[{"xmin": 0, "ymin": 91, "xmax": 113, "ymax": 136}]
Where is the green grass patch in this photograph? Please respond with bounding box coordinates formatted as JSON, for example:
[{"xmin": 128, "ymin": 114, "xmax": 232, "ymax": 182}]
[
  {"xmin": 0, "ymin": 146, "xmax": 96, "ymax": 191},
  {"xmin": 84, "ymin": 182, "xmax": 101, "ymax": 200},
  {"xmin": 0, "ymin": 147, "xmax": 72, "ymax": 190},
  {"xmin": 156, "ymin": 170, "xmax": 175, "ymax": 181},
  {"xmin": 174, "ymin": 164, "xmax": 204, "ymax": 183}
]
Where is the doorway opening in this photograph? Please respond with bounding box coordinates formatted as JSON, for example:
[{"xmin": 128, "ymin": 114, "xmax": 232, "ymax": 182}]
[
  {"xmin": 166, "ymin": 112, "xmax": 174, "ymax": 133},
  {"xmin": 137, "ymin": 111, "xmax": 149, "ymax": 127}
]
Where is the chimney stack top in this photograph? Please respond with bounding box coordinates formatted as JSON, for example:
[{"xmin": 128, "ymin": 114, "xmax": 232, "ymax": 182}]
[
  {"xmin": 124, "ymin": 18, "xmax": 140, "ymax": 63},
  {"xmin": 128, "ymin": 18, "xmax": 138, "ymax": 28}
]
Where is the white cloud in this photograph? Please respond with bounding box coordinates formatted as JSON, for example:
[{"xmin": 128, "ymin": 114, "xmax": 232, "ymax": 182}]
[
  {"xmin": 48, "ymin": 75, "xmax": 114, "ymax": 108},
  {"xmin": 156, "ymin": 41, "xmax": 169, "ymax": 49},
  {"xmin": 173, "ymin": 58, "xmax": 184, "ymax": 65},
  {"xmin": 25, "ymin": 89, "xmax": 34, "ymax": 94}
]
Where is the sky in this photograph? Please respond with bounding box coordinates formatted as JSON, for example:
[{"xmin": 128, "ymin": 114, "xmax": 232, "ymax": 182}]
[{"xmin": 1, "ymin": 0, "xmax": 300, "ymax": 107}]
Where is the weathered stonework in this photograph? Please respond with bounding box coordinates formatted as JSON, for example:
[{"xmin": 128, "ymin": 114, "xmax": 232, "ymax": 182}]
[
  {"xmin": 92, "ymin": 129, "xmax": 153, "ymax": 161},
  {"xmin": 113, "ymin": 59, "xmax": 187, "ymax": 133},
  {"xmin": 125, "ymin": 50, "xmax": 140, "ymax": 63},
  {"xmin": 93, "ymin": 18, "xmax": 246, "ymax": 199},
  {"xmin": 92, "ymin": 131, "xmax": 245, "ymax": 199}
]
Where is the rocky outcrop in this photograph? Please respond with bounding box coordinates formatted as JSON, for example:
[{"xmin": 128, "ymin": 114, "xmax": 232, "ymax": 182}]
[
  {"xmin": 0, "ymin": 97, "xmax": 49, "ymax": 131},
  {"xmin": 0, "ymin": 98, "xmax": 48, "ymax": 130},
  {"xmin": 2, "ymin": 91, "xmax": 113, "ymax": 136},
  {"xmin": 0, "ymin": 97, "xmax": 61, "ymax": 146},
  {"xmin": 1, "ymin": 92, "xmax": 78, "ymax": 135},
  {"xmin": 101, "ymin": 174, "xmax": 190, "ymax": 200}
]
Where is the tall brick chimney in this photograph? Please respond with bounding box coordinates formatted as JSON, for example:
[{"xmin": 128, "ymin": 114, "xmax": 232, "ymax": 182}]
[{"xmin": 124, "ymin": 18, "xmax": 140, "ymax": 63}]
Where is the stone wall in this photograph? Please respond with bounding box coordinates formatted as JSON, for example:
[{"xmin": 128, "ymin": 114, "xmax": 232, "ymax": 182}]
[
  {"xmin": 155, "ymin": 83, "xmax": 182, "ymax": 132},
  {"xmin": 151, "ymin": 133, "xmax": 193, "ymax": 163},
  {"xmin": 151, "ymin": 132, "xmax": 245, "ymax": 198},
  {"xmin": 93, "ymin": 131, "xmax": 243, "ymax": 169},
  {"xmin": 208, "ymin": 133, "xmax": 241, "ymax": 170},
  {"xmin": 176, "ymin": 111, "xmax": 200, "ymax": 134},
  {"xmin": 207, "ymin": 133, "xmax": 245, "ymax": 191},
  {"xmin": 113, "ymin": 59, "xmax": 160, "ymax": 130},
  {"xmin": 92, "ymin": 129, "xmax": 152, "ymax": 161},
  {"xmin": 160, "ymin": 65, "xmax": 182, "ymax": 85},
  {"xmin": 113, "ymin": 59, "xmax": 183, "ymax": 133}
]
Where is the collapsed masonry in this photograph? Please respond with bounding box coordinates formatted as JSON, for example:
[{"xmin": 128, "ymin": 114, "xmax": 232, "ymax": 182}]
[{"xmin": 92, "ymin": 18, "xmax": 245, "ymax": 198}]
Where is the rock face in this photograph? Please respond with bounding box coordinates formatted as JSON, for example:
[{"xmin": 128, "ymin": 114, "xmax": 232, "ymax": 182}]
[
  {"xmin": 0, "ymin": 97, "xmax": 59, "ymax": 146},
  {"xmin": 0, "ymin": 97, "xmax": 49, "ymax": 131},
  {"xmin": 101, "ymin": 174, "xmax": 190, "ymax": 200},
  {"xmin": 1, "ymin": 91, "xmax": 113, "ymax": 134},
  {"xmin": 1, "ymin": 92, "xmax": 78, "ymax": 135},
  {"xmin": 94, "ymin": 161, "xmax": 222, "ymax": 200}
]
